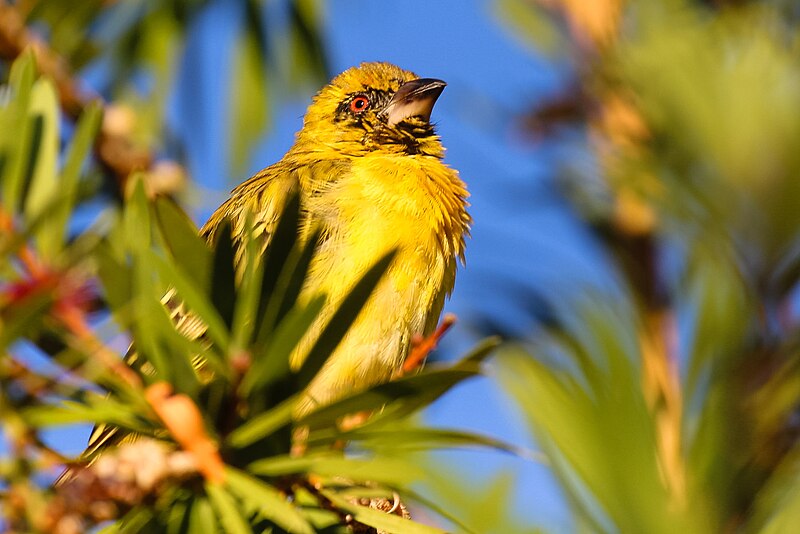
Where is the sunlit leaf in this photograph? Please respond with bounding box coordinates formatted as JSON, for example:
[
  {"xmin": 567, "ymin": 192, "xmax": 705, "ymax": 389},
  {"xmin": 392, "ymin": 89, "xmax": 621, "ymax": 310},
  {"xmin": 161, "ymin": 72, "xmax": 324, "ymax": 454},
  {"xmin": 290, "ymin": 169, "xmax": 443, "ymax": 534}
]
[
  {"xmin": 206, "ymin": 483, "xmax": 251, "ymax": 534},
  {"xmin": 225, "ymin": 467, "xmax": 314, "ymax": 534},
  {"xmin": 300, "ymin": 337, "xmax": 498, "ymax": 429},
  {"xmin": 225, "ymin": 395, "xmax": 298, "ymax": 449},
  {"xmin": 24, "ymin": 78, "xmax": 60, "ymax": 259},
  {"xmin": 1, "ymin": 51, "xmax": 36, "ymax": 213},
  {"xmin": 323, "ymin": 490, "xmax": 447, "ymax": 534}
]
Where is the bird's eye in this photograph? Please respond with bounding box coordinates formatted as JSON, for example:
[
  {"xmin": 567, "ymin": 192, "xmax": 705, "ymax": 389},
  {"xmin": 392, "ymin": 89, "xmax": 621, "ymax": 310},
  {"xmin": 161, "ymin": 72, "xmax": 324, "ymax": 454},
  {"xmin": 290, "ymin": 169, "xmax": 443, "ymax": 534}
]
[{"xmin": 349, "ymin": 95, "xmax": 370, "ymax": 113}]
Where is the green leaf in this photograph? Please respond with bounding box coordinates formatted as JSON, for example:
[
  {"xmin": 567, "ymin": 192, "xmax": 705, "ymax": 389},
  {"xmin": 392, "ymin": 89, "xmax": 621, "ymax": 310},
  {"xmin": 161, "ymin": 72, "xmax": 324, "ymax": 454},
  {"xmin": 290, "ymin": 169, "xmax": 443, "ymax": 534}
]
[
  {"xmin": 255, "ymin": 191, "xmax": 301, "ymax": 338},
  {"xmin": 226, "ymin": 395, "xmax": 298, "ymax": 449},
  {"xmin": 49, "ymin": 101, "xmax": 102, "ymax": 254},
  {"xmin": 225, "ymin": 467, "xmax": 314, "ymax": 534},
  {"xmin": 311, "ymin": 427, "xmax": 528, "ymax": 458},
  {"xmin": 206, "ymin": 483, "xmax": 251, "ymax": 534},
  {"xmin": 230, "ymin": 210, "xmax": 261, "ymax": 351},
  {"xmin": 149, "ymin": 249, "xmax": 231, "ymax": 354},
  {"xmin": 242, "ymin": 296, "xmax": 325, "ymax": 397},
  {"xmin": 322, "ymin": 490, "xmax": 447, "ymax": 534},
  {"xmin": 22, "ymin": 78, "xmax": 61, "ymax": 259},
  {"xmin": 494, "ymin": 0, "xmax": 564, "ymax": 56},
  {"xmin": 22, "ymin": 397, "xmax": 153, "ymax": 434},
  {"xmin": 229, "ymin": 27, "xmax": 269, "ymax": 173},
  {"xmin": 299, "ymin": 337, "xmax": 498, "ymax": 429},
  {"xmin": 1, "ymin": 51, "xmax": 36, "ymax": 213},
  {"xmin": 95, "ymin": 240, "xmax": 133, "ymax": 322},
  {"xmin": 249, "ymin": 453, "xmax": 423, "ymax": 488},
  {"xmin": 295, "ymin": 249, "xmax": 397, "ymax": 389},
  {"xmin": 210, "ymin": 219, "xmax": 237, "ymax": 330},
  {"xmin": 154, "ymin": 196, "xmax": 211, "ymax": 290},
  {"xmin": 186, "ymin": 495, "xmax": 219, "ymax": 534},
  {"xmin": 0, "ymin": 291, "xmax": 52, "ymax": 352},
  {"xmin": 124, "ymin": 178, "xmax": 153, "ymax": 253}
]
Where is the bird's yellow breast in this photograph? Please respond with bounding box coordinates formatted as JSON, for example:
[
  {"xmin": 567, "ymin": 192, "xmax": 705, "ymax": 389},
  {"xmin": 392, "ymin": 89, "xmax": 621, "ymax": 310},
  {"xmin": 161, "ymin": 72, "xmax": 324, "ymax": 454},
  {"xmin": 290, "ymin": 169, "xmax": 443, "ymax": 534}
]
[{"xmin": 292, "ymin": 152, "xmax": 469, "ymax": 411}]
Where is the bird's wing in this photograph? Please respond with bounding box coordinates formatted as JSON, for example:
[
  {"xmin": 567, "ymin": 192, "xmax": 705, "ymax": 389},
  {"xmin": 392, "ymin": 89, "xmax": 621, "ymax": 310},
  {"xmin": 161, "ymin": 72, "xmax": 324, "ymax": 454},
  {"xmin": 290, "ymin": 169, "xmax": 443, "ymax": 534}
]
[{"xmin": 81, "ymin": 163, "xmax": 301, "ymax": 461}]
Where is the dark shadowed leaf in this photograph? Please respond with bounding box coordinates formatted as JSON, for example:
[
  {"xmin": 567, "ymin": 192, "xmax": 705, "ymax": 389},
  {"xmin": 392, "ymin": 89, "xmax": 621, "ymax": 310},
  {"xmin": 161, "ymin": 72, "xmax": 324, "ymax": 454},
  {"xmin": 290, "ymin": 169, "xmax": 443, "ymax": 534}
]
[
  {"xmin": 155, "ymin": 196, "xmax": 212, "ymax": 290},
  {"xmin": 210, "ymin": 219, "xmax": 237, "ymax": 331}
]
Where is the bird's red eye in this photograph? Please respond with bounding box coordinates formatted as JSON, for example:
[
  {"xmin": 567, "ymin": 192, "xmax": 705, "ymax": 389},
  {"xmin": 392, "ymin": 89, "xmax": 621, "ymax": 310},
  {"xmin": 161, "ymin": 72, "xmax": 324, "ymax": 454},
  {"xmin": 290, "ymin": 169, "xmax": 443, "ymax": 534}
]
[{"xmin": 350, "ymin": 95, "xmax": 370, "ymax": 113}]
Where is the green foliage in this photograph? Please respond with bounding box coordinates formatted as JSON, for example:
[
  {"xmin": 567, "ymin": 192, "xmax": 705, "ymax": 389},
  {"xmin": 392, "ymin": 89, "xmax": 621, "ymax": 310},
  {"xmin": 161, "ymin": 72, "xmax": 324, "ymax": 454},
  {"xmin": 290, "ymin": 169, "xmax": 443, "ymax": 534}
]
[
  {"xmin": 23, "ymin": 0, "xmax": 329, "ymax": 173},
  {"xmin": 495, "ymin": 0, "xmax": 800, "ymax": 532}
]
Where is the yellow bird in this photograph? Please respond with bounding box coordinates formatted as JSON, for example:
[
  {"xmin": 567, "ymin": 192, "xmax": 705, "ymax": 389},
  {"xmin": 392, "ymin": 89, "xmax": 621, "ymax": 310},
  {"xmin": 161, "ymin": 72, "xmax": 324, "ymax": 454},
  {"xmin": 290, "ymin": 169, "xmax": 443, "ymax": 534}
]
[
  {"xmin": 69, "ymin": 62, "xmax": 468, "ymax": 477},
  {"xmin": 201, "ymin": 62, "xmax": 471, "ymax": 413}
]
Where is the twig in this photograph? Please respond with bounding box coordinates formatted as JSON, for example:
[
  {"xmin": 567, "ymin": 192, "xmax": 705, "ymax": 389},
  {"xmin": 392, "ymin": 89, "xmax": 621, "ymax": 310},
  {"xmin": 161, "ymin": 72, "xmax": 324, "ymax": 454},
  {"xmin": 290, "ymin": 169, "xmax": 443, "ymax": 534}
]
[
  {"xmin": 401, "ymin": 313, "xmax": 456, "ymax": 374},
  {"xmin": 0, "ymin": 2, "xmax": 156, "ymax": 195}
]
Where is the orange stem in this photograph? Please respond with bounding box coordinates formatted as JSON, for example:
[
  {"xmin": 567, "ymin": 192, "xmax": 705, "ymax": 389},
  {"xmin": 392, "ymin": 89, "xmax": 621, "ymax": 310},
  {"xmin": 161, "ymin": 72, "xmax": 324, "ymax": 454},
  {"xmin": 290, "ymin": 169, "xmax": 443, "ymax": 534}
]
[{"xmin": 401, "ymin": 313, "xmax": 456, "ymax": 374}]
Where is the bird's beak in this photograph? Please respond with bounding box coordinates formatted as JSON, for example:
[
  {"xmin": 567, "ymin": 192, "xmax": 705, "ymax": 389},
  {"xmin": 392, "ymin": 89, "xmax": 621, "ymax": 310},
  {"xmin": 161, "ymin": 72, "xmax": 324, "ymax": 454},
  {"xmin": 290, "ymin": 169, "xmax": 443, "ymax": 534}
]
[{"xmin": 382, "ymin": 78, "xmax": 446, "ymax": 127}]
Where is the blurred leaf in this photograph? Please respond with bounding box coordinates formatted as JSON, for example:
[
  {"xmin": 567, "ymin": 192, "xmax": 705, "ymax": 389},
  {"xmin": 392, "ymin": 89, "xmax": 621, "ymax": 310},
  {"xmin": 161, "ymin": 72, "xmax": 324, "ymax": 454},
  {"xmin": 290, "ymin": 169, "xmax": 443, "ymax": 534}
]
[
  {"xmin": 250, "ymin": 452, "xmax": 423, "ymax": 488},
  {"xmin": 186, "ymin": 495, "xmax": 219, "ymax": 534},
  {"xmin": 149, "ymin": 249, "xmax": 231, "ymax": 356},
  {"xmin": 225, "ymin": 395, "xmax": 298, "ymax": 449},
  {"xmin": 50, "ymin": 102, "xmax": 103, "ymax": 254},
  {"xmin": 124, "ymin": 178, "xmax": 153, "ymax": 253},
  {"xmin": 23, "ymin": 78, "xmax": 60, "ymax": 259},
  {"xmin": 311, "ymin": 427, "xmax": 525, "ymax": 458},
  {"xmin": 747, "ymin": 451, "xmax": 800, "ymax": 534},
  {"xmin": 224, "ymin": 467, "xmax": 314, "ymax": 534},
  {"xmin": 155, "ymin": 196, "xmax": 212, "ymax": 291},
  {"xmin": 95, "ymin": 240, "xmax": 133, "ymax": 324},
  {"xmin": 230, "ymin": 210, "xmax": 261, "ymax": 351},
  {"xmin": 1, "ymin": 51, "xmax": 36, "ymax": 214},
  {"xmin": 23, "ymin": 397, "xmax": 153, "ymax": 434},
  {"xmin": 210, "ymin": 219, "xmax": 238, "ymax": 331},
  {"xmin": 495, "ymin": 0, "xmax": 565, "ymax": 55},
  {"xmin": 0, "ymin": 293, "xmax": 52, "ymax": 351},
  {"xmin": 229, "ymin": 28, "xmax": 269, "ymax": 173},
  {"xmin": 322, "ymin": 490, "xmax": 447, "ymax": 534},
  {"xmin": 206, "ymin": 483, "xmax": 251, "ymax": 534},
  {"xmin": 255, "ymin": 190, "xmax": 301, "ymax": 339}
]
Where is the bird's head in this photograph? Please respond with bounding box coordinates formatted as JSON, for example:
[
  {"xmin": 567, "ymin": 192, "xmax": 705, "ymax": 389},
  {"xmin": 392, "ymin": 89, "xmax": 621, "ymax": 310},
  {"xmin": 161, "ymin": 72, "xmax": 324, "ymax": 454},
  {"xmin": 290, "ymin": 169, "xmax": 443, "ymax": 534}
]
[{"xmin": 293, "ymin": 62, "xmax": 447, "ymax": 158}]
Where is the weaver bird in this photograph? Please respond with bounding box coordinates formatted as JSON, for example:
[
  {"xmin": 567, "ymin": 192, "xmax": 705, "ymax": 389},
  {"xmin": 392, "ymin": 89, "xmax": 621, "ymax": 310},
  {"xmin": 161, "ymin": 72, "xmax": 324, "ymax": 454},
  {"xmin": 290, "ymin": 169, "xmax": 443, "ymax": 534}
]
[
  {"xmin": 81, "ymin": 63, "xmax": 469, "ymax": 462},
  {"xmin": 202, "ymin": 62, "xmax": 470, "ymax": 413}
]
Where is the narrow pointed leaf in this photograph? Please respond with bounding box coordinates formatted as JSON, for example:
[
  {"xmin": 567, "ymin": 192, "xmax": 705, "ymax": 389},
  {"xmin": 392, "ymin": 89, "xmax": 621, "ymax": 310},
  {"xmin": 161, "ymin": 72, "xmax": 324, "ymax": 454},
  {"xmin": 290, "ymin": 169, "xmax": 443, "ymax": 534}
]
[
  {"xmin": 322, "ymin": 490, "xmax": 447, "ymax": 534},
  {"xmin": 295, "ymin": 249, "xmax": 397, "ymax": 389},
  {"xmin": 149, "ymin": 250, "xmax": 231, "ymax": 353},
  {"xmin": 155, "ymin": 196, "xmax": 211, "ymax": 290},
  {"xmin": 206, "ymin": 483, "xmax": 251, "ymax": 534},
  {"xmin": 299, "ymin": 337, "xmax": 498, "ymax": 428},
  {"xmin": 255, "ymin": 190, "xmax": 300, "ymax": 336},
  {"xmin": 210, "ymin": 219, "xmax": 237, "ymax": 330},
  {"xmin": 2, "ymin": 51, "xmax": 36, "ymax": 213},
  {"xmin": 226, "ymin": 395, "xmax": 298, "ymax": 448},
  {"xmin": 225, "ymin": 467, "xmax": 314, "ymax": 534},
  {"xmin": 242, "ymin": 296, "xmax": 325, "ymax": 396},
  {"xmin": 50, "ymin": 101, "xmax": 102, "ymax": 252},
  {"xmin": 24, "ymin": 78, "xmax": 60, "ymax": 258}
]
